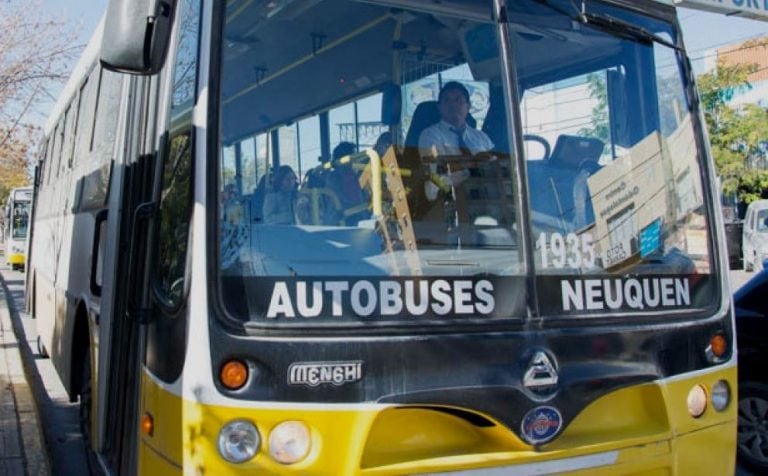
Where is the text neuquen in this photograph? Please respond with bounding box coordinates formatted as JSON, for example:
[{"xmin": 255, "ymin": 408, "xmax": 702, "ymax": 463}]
[{"xmin": 561, "ymin": 277, "xmax": 691, "ymax": 311}]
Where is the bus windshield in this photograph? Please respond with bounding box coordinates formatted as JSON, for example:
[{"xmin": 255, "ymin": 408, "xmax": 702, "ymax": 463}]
[{"xmin": 216, "ymin": 0, "xmax": 717, "ymax": 327}]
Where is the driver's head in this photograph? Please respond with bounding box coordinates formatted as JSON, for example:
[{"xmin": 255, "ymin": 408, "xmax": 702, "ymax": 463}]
[{"xmin": 438, "ymin": 81, "xmax": 471, "ymax": 128}]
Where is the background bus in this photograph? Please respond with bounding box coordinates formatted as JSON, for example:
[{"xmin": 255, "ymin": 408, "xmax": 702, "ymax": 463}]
[
  {"xmin": 4, "ymin": 186, "xmax": 32, "ymax": 271},
  {"xmin": 29, "ymin": 0, "xmax": 736, "ymax": 474}
]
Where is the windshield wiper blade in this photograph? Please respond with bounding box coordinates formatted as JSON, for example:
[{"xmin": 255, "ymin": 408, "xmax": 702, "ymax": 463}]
[
  {"xmin": 532, "ymin": 0, "xmax": 681, "ymax": 51},
  {"xmin": 581, "ymin": 12, "xmax": 681, "ymax": 51}
]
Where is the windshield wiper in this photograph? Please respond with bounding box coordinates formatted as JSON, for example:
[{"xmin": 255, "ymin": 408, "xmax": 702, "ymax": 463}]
[
  {"xmin": 581, "ymin": 11, "xmax": 681, "ymax": 51},
  {"xmin": 531, "ymin": 0, "xmax": 680, "ymax": 51}
]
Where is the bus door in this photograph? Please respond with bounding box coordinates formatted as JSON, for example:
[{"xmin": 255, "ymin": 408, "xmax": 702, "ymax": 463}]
[
  {"xmin": 99, "ymin": 0, "xmax": 202, "ymax": 470},
  {"xmin": 101, "ymin": 73, "xmax": 160, "ymax": 474}
]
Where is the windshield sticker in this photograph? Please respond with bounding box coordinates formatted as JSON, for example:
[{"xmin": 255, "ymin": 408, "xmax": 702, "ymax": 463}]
[
  {"xmin": 639, "ymin": 219, "xmax": 662, "ymax": 258},
  {"xmin": 536, "ymin": 232, "xmax": 597, "ymax": 270}
]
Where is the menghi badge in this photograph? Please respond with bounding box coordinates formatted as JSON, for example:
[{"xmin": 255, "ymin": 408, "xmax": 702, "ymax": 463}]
[{"xmin": 288, "ymin": 361, "xmax": 363, "ymax": 387}]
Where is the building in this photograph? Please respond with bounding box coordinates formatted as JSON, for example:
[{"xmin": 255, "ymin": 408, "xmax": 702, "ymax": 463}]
[{"xmin": 714, "ymin": 35, "xmax": 768, "ymax": 107}]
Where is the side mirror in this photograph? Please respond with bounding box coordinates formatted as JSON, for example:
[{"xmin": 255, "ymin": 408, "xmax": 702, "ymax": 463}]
[{"xmin": 100, "ymin": 0, "xmax": 177, "ymax": 75}]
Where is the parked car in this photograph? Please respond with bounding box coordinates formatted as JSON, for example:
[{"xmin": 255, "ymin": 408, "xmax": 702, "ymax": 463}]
[
  {"xmin": 734, "ymin": 264, "xmax": 768, "ymax": 471},
  {"xmin": 742, "ymin": 199, "xmax": 768, "ymax": 272}
]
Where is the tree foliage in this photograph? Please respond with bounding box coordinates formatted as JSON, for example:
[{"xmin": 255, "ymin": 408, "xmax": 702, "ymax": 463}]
[
  {"xmin": 579, "ymin": 72, "xmax": 611, "ymax": 144},
  {"xmin": 697, "ymin": 44, "xmax": 768, "ymax": 206},
  {"xmin": 0, "ymin": 0, "xmax": 79, "ymax": 204},
  {"xmin": 0, "ymin": 124, "xmax": 36, "ymax": 202}
]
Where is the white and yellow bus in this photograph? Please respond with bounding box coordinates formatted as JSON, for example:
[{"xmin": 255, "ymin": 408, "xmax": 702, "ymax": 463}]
[
  {"xmin": 28, "ymin": 0, "xmax": 737, "ymax": 474},
  {"xmin": 4, "ymin": 186, "xmax": 32, "ymax": 271}
]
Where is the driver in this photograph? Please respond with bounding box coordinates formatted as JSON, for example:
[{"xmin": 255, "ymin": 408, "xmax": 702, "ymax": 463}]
[
  {"xmin": 419, "ymin": 81, "xmax": 493, "ymax": 157},
  {"xmin": 418, "ymin": 81, "xmax": 494, "ymax": 201}
]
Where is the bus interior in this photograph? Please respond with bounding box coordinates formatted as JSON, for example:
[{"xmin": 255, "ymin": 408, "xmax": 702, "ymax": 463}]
[{"xmin": 216, "ymin": 0, "xmax": 712, "ymax": 321}]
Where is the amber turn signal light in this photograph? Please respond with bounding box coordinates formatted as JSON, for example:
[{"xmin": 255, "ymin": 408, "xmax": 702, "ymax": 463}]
[
  {"xmin": 141, "ymin": 413, "xmax": 154, "ymax": 436},
  {"xmin": 220, "ymin": 360, "xmax": 249, "ymax": 390}
]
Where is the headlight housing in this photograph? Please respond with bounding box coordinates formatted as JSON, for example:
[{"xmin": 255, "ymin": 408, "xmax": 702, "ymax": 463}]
[
  {"xmin": 711, "ymin": 380, "xmax": 731, "ymax": 412},
  {"xmin": 687, "ymin": 385, "xmax": 707, "ymax": 418},
  {"xmin": 218, "ymin": 420, "xmax": 260, "ymax": 463},
  {"xmin": 269, "ymin": 421, "xmax": 311, "ymax": 464}
]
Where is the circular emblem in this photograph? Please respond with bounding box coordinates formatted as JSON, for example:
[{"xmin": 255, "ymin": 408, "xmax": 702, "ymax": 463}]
[{"xmin": 521, "ymin": 406, "xmax": 563, "ymax": 444}]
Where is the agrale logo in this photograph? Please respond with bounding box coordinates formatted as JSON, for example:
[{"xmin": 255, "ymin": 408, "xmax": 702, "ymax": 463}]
[{"xmin": 523, "ymin": 350, "xmax": 559, "ymax": 391}]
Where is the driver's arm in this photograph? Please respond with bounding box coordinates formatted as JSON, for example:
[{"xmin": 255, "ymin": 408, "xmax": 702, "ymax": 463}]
[
  {"xmin": 418, "ymin": 126, "xmax": 442, "ymax": 161},
  {"xmin": 418, "ymin": 127, "xmax": 470, "ymax": 201}
]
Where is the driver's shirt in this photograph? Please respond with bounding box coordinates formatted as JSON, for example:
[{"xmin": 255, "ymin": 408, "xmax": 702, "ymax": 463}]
[{"xmin": 418, "ymin": 119, "xmax": 494, "ymax": 159}]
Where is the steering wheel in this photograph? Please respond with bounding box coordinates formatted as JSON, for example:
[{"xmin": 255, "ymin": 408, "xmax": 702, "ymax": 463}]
[{"xmin": 523, "ymin": 134, "xmax": 551, "ymax": 162}]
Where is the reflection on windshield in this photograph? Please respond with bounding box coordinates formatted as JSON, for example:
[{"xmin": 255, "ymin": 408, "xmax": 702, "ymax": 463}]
[
  {"xmin": 219, "ymin": 0, "xmax": 519, "ymax": 278},
  {"xmin": 513, "ymin": 0, "xmax": 710, "ymax": 276},
  {"xmin": 216, "ymin": 0, "xmax": 716, "ymax": 324}
]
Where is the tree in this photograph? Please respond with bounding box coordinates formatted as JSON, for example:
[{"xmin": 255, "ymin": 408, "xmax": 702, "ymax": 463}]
[
  {"xmin": 0, "ymin": 124, "xmax": 36, "ymax": 201},
  {"xmin": 0, "ymin": 0, "xmax": 79, "ymax": 204},
  {"xmin": 697, "ymin": 47, "xmax": 768, "ymax": 206},
  {"xmin": 579, "ymin": 72, "xmax": 610, "ymax": 144}
]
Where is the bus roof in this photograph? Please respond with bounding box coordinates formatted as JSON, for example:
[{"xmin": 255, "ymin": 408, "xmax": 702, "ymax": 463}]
[{"xmin": 9, "ymin": 187, "xmax": 32, "ymax": 202}]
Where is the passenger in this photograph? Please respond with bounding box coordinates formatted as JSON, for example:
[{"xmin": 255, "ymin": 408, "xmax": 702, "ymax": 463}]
[
  {"xmin": 221, "ymin": 183, "xmax": 243, "ymax": 224},
  {"xmin": 263, "ymin": 165, "xmax": 297, "ymax": 225},
  {"xmin": 332, "ymin": 141, "xmax": 357, "ymax": 162},
  {"xmin": 249, "ymin": 173, "xmax": 269, "ymax": 223},
  {"xmin": 418, "ymin": 81, "xmax": 494, "ymax": 201},
  {"xmin": 297, "ymin": 154, "xmax": 338, "ymax": 225},
  {"xmin": 220, "ymin": 183, "xmax": 247, "ymax": 270},
  {"xmin": 329, "ymin": 142, "xmax": 369, "ymax": 225}
]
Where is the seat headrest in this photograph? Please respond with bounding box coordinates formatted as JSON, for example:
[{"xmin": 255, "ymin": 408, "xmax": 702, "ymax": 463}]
[
  {"xmin": 404, "ymin": 100, "xmax": 478, "ymax": 147},
  {"xmin": 405, "ymin": 101, "xmax": 440, "ymax": 147},
  {"xmin": 549, "ymin": 135, "xmax": 604, "ymax": 169}
]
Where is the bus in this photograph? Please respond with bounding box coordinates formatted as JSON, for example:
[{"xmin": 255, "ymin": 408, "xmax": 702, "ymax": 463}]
[
  {"xmin": 28, "ymin": 0, "xmax": 737, "ymax": 474},
  {"xmin": 4, "ymin": 186, "xmax": 32, "ymax": 271}
]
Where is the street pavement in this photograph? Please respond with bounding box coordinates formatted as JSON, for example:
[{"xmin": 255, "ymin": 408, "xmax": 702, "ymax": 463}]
[
  {"xmin": 0, "ymin": 254, "xmax": 760, "ymax": 475},
  {"xmin": 0, "ymin": 259, "xmax": 88, "ymax": 475},
  {"xmin": 0, "ymin": 265, "xmax": 47, "ymax": 475}
]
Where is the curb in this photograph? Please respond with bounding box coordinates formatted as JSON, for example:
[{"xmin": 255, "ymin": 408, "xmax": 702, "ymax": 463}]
[{"xmin": 0, "ymin": 272, "xmax": 50, "ymax": 476}]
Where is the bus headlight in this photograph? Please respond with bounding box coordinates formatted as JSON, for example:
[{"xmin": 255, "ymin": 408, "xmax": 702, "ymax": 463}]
[
  {"xmin": 218, "ymin": 420, "xmax": 260, "ymax": 463},
  {"xmin": 687, "ymin": 385, "xmax": 707, "ymax": 418},
  {"xmin": 711, "ymin": 380, "xmax": 731, "ymax": 412},
  {"xmin": 268, "ymin": 421, "xmax": 311, "ymax": 464}
]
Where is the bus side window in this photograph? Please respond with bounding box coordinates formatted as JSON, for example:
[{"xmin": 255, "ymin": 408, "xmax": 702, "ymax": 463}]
[
  {"xmin": 153, "ymin": 0, "xmax": 201, "ymax": 310},
  {"xmin": 155, "ymin": 130, "xmax": 193, "ymax": 307}
]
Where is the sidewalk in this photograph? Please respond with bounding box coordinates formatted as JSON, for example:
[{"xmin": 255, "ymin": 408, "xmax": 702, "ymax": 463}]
[{"xmin": 0, "ymin": 268, "xmax": 48, "ymax": 475}]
